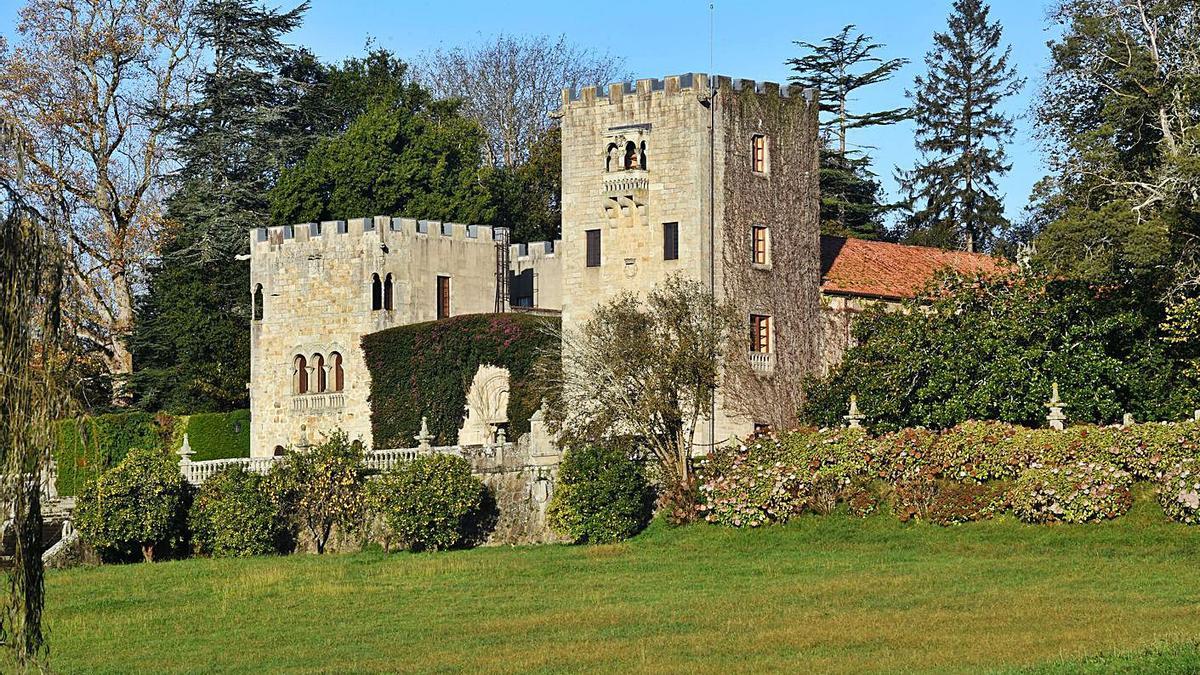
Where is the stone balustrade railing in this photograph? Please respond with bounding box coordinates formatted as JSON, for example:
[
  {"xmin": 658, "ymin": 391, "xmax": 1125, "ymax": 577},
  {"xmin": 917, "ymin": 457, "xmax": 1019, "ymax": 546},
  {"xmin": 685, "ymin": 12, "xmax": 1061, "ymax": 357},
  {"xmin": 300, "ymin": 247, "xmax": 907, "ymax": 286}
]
[
  {"xmin": 749, "ymin": 351, "xmax": 775, "ymax": 373},
  {"xmin": 177, "ymin": 442, "xmax": 510, "ymax": 486},
  {"xmin": 291, "ymin": 393, "xmax": 345, "ymax": 412}
]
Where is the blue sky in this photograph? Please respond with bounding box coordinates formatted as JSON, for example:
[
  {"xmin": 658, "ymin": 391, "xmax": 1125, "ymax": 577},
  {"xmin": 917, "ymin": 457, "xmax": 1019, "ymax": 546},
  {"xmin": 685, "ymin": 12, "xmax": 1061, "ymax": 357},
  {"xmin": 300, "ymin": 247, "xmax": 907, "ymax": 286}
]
[{"xmin": 0, "ymin": 0, "xmax": 1060, "ymax": 222}]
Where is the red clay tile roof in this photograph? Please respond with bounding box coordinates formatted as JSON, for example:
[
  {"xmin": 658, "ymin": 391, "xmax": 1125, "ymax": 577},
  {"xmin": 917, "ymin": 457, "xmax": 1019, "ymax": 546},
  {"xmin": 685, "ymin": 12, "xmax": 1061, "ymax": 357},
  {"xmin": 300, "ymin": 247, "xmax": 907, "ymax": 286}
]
[{"xmin": 820, "ymin": 235, "xmax": 1012, "ymax": 301}]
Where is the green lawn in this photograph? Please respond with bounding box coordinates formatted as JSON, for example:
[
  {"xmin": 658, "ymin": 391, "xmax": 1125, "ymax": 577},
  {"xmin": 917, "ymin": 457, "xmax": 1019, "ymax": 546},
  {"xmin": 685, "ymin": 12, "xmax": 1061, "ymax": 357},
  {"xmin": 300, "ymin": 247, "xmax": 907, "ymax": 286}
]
[{"xmin": 47, "ymin": 489, "xmax": 1200, "ymax": 673}]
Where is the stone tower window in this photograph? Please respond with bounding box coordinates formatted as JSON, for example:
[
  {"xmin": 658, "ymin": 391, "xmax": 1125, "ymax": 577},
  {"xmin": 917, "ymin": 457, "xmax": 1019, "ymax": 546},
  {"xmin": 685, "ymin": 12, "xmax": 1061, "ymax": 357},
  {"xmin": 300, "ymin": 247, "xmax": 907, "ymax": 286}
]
[
  {"xmin": 293, "ymin": 354, "xmax": 308, "ymax": 394},
  {"xmin": 640, "ymin": 140, "xmax": 648, "ymax": 169},
  {"xmin": 371, "ymin": 274, "xmax": 382, "ymax": 311},
  {"xmin": 437, "ymin": 275, "xmax": 451, "ymax": 319},
  {"xmin": 663, "ymin": 222, "xmax": 679, "ymax": 261},
  {"xmin": 384, "ymin": 273, "xmax": 394, "ymax": 311},
  {"xmin": 585, "ymin": 229, "xmax": 601, "ymax": 267},
  {"xmin": 750, "ymin": 314, "xmax": 772, "ymax": 353},
  {"xmin": 752, "ymin": 134, "xmax": 768, "ymax": 174},
  {"xmin": 752, "ymin": 225, "xmax": 770, "ymax": 265},
  {"xmin": 605, "ymin": 143, "xmax": 618, "ymax": 172},
  {"xmin": 331, "ymin": 351, "xmax": 344, "ymax": 392},
  {"xmin": 624, "ymin": 141, "xmax": 641, "ymax": 170},
  {"xmin": 312, "ymin": 353, "xmax": 326, "ymax": 393},
  {"xmin": 253, "ymin": 284, "xmax": 264, "ymax": 321}
]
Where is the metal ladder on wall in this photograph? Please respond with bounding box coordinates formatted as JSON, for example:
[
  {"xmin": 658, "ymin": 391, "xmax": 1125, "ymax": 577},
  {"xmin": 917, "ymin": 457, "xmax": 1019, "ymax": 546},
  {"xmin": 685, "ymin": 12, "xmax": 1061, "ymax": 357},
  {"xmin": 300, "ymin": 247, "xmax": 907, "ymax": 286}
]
[{"xmin": 494, "ymin": 227, "xmax": 510, "ymax": 313}]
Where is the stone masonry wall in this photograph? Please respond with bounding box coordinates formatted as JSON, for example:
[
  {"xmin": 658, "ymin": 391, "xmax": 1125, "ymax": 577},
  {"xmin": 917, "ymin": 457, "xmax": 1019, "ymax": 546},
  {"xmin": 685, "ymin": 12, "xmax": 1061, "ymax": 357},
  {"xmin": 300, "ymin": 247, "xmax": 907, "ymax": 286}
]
[{"xmin": 249, "ymin": 216, "xmax": 560, "ymax": 456}]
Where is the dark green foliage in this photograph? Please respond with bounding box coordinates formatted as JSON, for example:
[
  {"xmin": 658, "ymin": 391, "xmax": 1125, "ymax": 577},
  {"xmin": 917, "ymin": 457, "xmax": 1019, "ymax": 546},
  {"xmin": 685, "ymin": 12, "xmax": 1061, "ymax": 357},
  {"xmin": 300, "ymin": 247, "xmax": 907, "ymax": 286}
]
[
  {"xmin": 370, "ymin": 454, "xmax": 491, "ymax": 551},
  {"xmin": 74, "ymin": 447, "xmax": 191, "ymax": 562},
  {"xmin": 269, "ymin": 92, "xmax": 493, "ymax": 226},
  {"xmin": 52, "ymin": 412, "xmax": 171, "ymax": 497},
  {"xmin": 130, "ymin": 0, "xmax": 306, "ymax": 412},
  {"xmin": 190, "ymin": 465, "xmax": 282, "ymax": 557},
  {"xmin": 484, "ymin": 126, "xmax": 562, "ymax": 244},
  {"xmin": 128, "ymin": 255, "xmax": 250, "ymax": 414},
  {"xmin": 803, "ymin": 273, "xmax": 1198, "ymax": 432},
  {"xmin": 897, "ymin": 0, "xmax": 1024, "ymax": 252},
  {"xmin": 185, "ymin": 410, "xmax": 251, "ymax": 461},
  {"xmin": 788, "ymin": 24, "xmax": 909, "ymax": 239},
  {"xmin": 547, "ymin": 445, "xmax": 652, "ymax": 544},
  {"xmin": 362, "ymin": 313, "xmax": 559, "ymax": 447}
]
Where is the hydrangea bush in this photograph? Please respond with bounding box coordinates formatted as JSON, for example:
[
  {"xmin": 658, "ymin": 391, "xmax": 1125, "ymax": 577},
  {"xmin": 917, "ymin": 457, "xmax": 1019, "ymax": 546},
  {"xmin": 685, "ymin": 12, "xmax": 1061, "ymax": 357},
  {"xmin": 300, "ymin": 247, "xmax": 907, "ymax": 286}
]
[
  {"xmin": 698, "ymin": 420, "xmax": 1194, "ymax": 527},
  {"xmin": 1158, "ymin": 459, "xmax": 1200, "ymax": 525},
  {"xmin": 1011, "ymin": 461, "xmax": 1133, "ymax": 524}
]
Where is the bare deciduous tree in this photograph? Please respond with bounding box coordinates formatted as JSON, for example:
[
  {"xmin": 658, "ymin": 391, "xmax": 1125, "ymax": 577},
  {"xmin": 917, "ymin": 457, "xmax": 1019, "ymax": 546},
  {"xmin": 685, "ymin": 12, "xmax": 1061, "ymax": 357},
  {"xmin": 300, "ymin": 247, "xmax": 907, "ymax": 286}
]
[
  {"xmin": 541, "ymin": 276, "xmax": 740, "ymax": 508},
  {"xmin": 0, "ymin": 0, "xmax": 199, "ymax": 404},
  {"xmin": 416, "ymin": 33, "xmax": 625, "ymax": 167}
]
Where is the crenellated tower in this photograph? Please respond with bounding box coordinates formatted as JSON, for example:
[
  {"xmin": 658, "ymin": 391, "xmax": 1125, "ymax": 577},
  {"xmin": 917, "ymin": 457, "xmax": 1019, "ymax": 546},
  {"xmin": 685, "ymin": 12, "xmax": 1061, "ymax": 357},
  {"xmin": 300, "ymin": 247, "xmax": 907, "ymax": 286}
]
[{"xmin": 559, "ymin": 73, "xmax": 822, "ymax": 442}]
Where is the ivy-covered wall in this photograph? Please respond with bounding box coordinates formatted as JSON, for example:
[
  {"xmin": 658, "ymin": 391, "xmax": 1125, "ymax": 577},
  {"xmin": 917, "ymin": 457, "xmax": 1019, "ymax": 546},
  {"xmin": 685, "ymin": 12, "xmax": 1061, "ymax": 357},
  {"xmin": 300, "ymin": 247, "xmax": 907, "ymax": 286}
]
[
  {"xmin": 185, "ymin": 409, "xmax": 252, "ymax": 461},
  {"xmin": 53, "ymin": 412, "xmax": 172, "ymax": 497},
  {"xmin": 52, "ymin": 409, "xmax": 252, "ymax": 496},
  {"xmin": 362, "ymin": 313, "xmax": 559, "ymax": 447}
]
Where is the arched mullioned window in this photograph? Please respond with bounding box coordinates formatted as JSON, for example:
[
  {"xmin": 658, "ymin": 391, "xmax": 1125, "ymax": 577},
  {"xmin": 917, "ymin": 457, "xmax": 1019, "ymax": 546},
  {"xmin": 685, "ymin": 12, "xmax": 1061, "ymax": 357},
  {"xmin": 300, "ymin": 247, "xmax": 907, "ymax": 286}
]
[
  {"xmin": 293, "ymin": 354, "xmax": 308, "ymax": 394},
  {"xmin": 312, "ymin": 353, "xmax": 326, "ymax": 393},
  {"xmin": 383, "ymin": 273, "xmax": 394, "ymax": 311},
  {"xmin": 331, "ymin": 352, "xmax": 344, "ymax": 392},
  {"xmin": 253, "ymin": 284, "xmax": 264, "ymax": 321},
  {"xmin": 371, "ymin": 274, "xmax": 382, "ymax": 311},
  {"xmin": 640, "ymin": 140, "xmax": 648, "ymax": 170},
  {"xmin": 624, "ymin": 141, "xmax": 639, "ymax": 170},
  {"xmin": 605, "ymin": 143, "xmax": 618, "ymax": 172}
]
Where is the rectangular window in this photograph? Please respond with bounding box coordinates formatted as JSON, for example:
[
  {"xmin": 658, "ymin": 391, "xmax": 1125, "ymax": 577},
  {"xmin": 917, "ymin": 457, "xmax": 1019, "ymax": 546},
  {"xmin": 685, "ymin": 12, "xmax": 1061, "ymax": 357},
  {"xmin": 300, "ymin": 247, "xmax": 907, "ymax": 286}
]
[
  {"xmin": 750, "ymin": 314, "xmax": 771, "ymax": 353},
  {"xmin": 752, "ymin": 226, "xmax": 769, "ymax": 265},
  {"xmin": 752, "ymin": 135, "xmax": 767, "ymax": 173},
  {"xmin": 663, "ymin": 222, "xmax": 679, "ymax": 261},
  {"xmin": 585, "ymin": 229, "xmax": 601, "ymax": 267},
  {"xmin": 437, "ymin": 275, "xmax": 451, "ymax": 319}
]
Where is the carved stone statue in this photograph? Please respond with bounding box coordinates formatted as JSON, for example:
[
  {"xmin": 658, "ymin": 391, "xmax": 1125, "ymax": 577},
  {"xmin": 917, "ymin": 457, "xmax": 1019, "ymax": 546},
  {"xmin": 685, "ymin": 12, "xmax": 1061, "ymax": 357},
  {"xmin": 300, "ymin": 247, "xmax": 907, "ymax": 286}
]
[{"xmin": 457, "ymin": 364, "xmax": 511, "ymax": 446}]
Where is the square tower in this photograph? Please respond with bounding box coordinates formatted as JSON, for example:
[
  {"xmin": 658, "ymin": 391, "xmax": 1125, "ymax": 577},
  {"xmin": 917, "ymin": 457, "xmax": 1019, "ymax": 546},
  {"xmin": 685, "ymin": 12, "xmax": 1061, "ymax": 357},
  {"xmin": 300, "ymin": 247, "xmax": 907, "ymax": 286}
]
[{"xmin": 559, "ymin": 73, "xmax": 822, "ymax": 444}]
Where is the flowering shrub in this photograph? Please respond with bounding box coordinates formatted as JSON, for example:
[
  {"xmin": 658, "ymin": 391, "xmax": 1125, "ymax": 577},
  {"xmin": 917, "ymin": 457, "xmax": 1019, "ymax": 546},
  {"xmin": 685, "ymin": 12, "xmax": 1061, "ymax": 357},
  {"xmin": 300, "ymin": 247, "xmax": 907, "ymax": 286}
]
[
  {"xmin": 697, "ymin": 436, "xmax": 804, "ymax": 527},
  {"xmin": 1158, "ymin": 459, "xmax": 1200, "ymax": 524},
  {"xmin": 1109, "ymin": 421, "xmax": 1200, "ymax": 479},
  {"xmin": 922, "ymin": 480, "xmax": 1009, "ymax": 525},
  {"xmin": 1011, "ymin": 462, "xmax": 1132, "ymax": 524}
]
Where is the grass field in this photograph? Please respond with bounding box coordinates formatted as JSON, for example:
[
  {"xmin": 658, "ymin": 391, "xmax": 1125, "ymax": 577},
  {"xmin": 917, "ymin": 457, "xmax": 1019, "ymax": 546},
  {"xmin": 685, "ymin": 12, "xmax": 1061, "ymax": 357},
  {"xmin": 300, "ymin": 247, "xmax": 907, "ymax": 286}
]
[{"xmin": 46, "ymin": 487, "xmax": 1200, "ymax": 673}]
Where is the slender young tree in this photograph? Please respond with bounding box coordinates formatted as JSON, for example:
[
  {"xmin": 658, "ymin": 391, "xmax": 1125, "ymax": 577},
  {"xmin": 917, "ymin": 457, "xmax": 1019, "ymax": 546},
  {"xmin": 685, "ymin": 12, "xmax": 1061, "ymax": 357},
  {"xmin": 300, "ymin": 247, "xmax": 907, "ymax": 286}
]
[
  {"xmin": 788, "ymin": 25, "xmax": 909, "ymax": 239},
  {"xmin": 897, "ymin": 0, "xmax": 1024, "ymax": 252},
  {"xmin": 129, "ymin": 0, "xmax": 307, "ymax": 412}
]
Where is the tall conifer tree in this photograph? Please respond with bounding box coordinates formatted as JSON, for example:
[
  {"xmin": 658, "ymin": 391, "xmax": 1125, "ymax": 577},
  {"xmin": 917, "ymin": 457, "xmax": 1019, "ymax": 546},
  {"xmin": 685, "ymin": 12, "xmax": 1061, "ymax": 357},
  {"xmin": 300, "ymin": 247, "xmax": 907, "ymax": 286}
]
[
  {"xmin": 129, "ymin": 0, "xmax": 307, "ymax": 412},
  {"xmin": 788, "ymin": 25, "xmax": 909, "ymax": 239},
  {"xmin": 897, "ymin": 0, "xmax": 1023, "ymax": 252}
]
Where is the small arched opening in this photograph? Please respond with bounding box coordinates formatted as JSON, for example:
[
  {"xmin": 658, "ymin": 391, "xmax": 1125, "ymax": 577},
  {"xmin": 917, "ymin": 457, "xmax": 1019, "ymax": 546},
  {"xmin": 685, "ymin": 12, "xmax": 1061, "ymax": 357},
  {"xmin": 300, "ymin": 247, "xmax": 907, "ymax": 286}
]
[
  {"xmin": 273, "ymin": 445, "xmax": 286, "ymax": 457},
  {"xmin": 384, "ymin": 273, "xmax": 394, "ymax": 311},
  {"xmin": 624, "ymin": 141, "xmax": 639, "ymax": 170},
  {"xmin": 371, "ymin": 273, "xmax": 382, "ymax": 311},
  {"xmin": 293, "ymin": 354, "xmax": 308, "ymax": 394},
  {"xmin": 605, "ymin": 142, "xmax": 618, "ymax": 172},
  {"xmin": 639, "ymin": 140, "xmax": 648, "ymax": 170},
  {"xmin": 331, "ymin": 351, "xmax": 344, "ymax": 392},
  {"xmin": 312, "ymin": 353, "xmax": 326, "ymax": 393},
  {"xmin": 253, "ymin": 284, "xmax": 264, "ymax": 321}
]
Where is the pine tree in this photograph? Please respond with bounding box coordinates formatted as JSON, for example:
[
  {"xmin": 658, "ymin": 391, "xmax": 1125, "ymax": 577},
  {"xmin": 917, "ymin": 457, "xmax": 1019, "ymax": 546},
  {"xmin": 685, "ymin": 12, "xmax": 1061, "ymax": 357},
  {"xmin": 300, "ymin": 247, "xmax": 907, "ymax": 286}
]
[
  {"xmin": 129, "ymin": 0, "xmax": 307, "ymax": 413},
  {"xmin": 897, "ymin": 0, "xmax": 1023, "ymax": 253},
  {"xmin": 788, "ymin": 25, "xmax": 909, "ymax": 239}
]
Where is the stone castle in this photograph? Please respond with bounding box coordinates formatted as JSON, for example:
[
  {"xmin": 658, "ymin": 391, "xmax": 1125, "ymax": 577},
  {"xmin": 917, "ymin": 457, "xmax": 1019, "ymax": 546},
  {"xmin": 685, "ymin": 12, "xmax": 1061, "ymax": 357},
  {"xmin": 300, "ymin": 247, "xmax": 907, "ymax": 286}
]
[{"xmin": 248, "ymin": 72, "xmax": 1003, "ymax": 456}]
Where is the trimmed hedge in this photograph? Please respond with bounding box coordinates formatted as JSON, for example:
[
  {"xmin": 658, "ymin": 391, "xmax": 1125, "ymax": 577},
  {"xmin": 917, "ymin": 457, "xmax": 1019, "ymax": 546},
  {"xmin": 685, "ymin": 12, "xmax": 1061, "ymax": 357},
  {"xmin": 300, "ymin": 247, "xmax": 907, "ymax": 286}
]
[
  {"xmin": 362, "ymin": 313, "xmax": 559, "ymax": 447},
  {"xmin": 52, "ymin": 409, "xmax": 251, "ymax": 496},
  {"xmin": 185, "ymin": 409, "xmax": 251, "ymax": 460},
  {"xmin": 53, "ymin": 412, "xmax": 172, "ymax": 497},
  {"xmin": 699, "ymin": 420, "xmax": 1200, "ymax": 527}
]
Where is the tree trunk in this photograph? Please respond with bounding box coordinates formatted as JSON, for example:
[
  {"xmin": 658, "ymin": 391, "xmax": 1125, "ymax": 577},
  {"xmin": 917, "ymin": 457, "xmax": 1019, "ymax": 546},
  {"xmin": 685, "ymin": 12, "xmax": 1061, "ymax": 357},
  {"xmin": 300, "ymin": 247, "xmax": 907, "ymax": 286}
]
[
  {"xmin": 108, "ymin": 259, "xmax": 135, "ymax": 406},
  {"xmin": 142, "ymin": 543, "xmax": 155, "ymax": 562}
]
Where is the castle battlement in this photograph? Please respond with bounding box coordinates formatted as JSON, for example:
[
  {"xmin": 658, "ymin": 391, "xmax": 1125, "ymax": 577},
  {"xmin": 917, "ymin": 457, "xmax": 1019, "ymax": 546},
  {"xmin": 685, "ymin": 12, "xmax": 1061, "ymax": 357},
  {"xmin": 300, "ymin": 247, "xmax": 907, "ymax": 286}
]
[
  {"xmin": 252, "ymin": 216, "xmax": 510, "ymax": 249},
  {"xmin": 510, "ymin": 240, "xmax": 557, "ymax": 261},
  {"xmin": 561, "ymin": 73, "xmax": 816, "ymax": 109}
]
